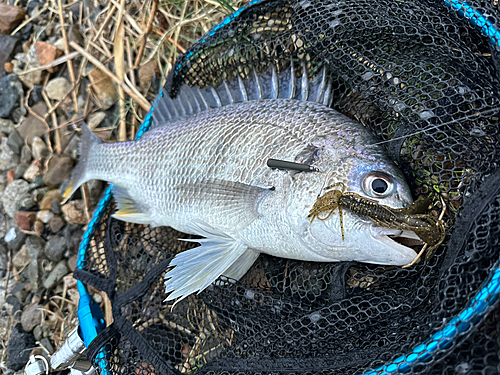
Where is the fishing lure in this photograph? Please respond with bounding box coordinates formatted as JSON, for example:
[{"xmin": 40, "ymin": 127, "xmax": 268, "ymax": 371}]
[{"xmin": 308, "ymin": 183, "xmax": 445, "ymax": 266}]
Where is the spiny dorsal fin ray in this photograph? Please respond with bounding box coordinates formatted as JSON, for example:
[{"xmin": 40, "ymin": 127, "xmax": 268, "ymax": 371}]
[{"xmin": 151, "ymin": 63, "xmax": 333, "ymax": 129}]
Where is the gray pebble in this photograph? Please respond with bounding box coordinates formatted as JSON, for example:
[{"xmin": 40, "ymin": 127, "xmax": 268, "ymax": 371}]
[
  {"xmin": 20, "ymin": 145, "xmax": 32, "ymax": 164},
  {"xmin": 33, "ymin": 324, "xmax": 43, "ymax": 341},
  {"xmin": 14, "ymin": 162, "xmax": 28, "ymax": 179},
  {"xmin": 1, "ymin": 179, "xmax": 30, "ymax": 217},
  {"xmin": 43, "ymin": 260, "xmax": 69, "ymax": 290},
  {"xmin": 7, "ymin": 129, "xmax": 24, "ymax": 155},
  {"xmin": 21, "ymin": 303, "xmax": 42, "ymax": 332},
  {"xmin": 19, "ymin": 197, "xmax": 35, "ymax": 210},
  {"xmin": 50, "ymin": 197, "xmax": 61, "ymax": 214},
  {"xmin": 5, "ymin": 227, "xmax": 26, "ymax": 251},
  {"xmin": 44, "ymin": 235, "xmax": 66, "ymax": 262}
]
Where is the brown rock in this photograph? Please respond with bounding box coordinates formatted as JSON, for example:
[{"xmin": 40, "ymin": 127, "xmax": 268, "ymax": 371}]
[
  {"xmin": 15, "ymin": 211, "xmax": 36, "ymax": 231},
  {"xmin": 61, "ymin": 200, "xmax": 86, "ymax": 225},
  {"xmin": 34, "ymin": 41, "xmax": 63, "ymax": 73},
  {"xmin": 33, "ymin": 220, "xmax": 43, "ymax": 236},
  {"xmin": 138, "ymin": 60, "xmax": 160, "ymax": 88},
  {"xmin": 49, "ymin": 215, "xmax": 64, "ymax": 233},
  {"xmin": 6, "ymin": 168, "xmax": 14, "ymax": 184},
  {"xmin": 42, "ymin": 155, "xmax": 74, "ymax": 189},
  {"xmin": 4, "ymin": 61, "xmax": 13, "ymax": 74},
  {"xmin": 88, "ymin": 69, "xmax": 118, "ymax": 110},
  {"xmin": 16, "ymin": 102, "xmax": 47, "ymax": 146},
  {"xmin": 0, "ymin": 5, "xmax": 26, "ymax": 34},
  {"xmin": 39, "ymin": 190, "xmax": 62, "ymax": 210}
]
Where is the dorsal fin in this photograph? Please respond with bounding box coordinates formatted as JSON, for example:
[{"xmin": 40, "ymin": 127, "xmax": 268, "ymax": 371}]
[{"xmin": 150, "ymin": 62, "xmax": 334, "ymax": 129}]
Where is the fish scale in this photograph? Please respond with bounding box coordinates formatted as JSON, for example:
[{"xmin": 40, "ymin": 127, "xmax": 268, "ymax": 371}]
[{"xmin": 64, "ymin": 98, "xmax": 417, "ymax": 303}]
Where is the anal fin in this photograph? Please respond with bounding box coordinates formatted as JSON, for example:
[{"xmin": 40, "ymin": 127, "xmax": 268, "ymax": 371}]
[
  {"xmin": 164, "ymin": 221, "xmax": 249, "ymax": 303},
  {"xmin": 111, "ymin": 185, "xmax": 151, "ymax": 224}
]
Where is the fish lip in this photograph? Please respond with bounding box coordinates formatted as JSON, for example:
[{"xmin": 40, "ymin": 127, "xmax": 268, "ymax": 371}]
[{"xmin": 369, "ymin": 225, "xmax": 420, "ymax": 257}]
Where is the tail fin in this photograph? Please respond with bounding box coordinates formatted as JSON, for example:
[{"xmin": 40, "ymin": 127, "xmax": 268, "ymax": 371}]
[{"xmin": 61, "ymin": 123, "xmax": 102, "ymax": 202}]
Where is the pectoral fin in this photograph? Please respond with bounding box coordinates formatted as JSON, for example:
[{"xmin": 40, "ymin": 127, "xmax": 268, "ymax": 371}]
[
  {"xmin": 111, "ymin": 185, "xmax": 151, "ymax": 224},
  {"xmin": 164, "ymin": 221, "xmax": 249, "ymax": 303},
  {"xmin": 174, "ymin": 179, "xmax": 272, "ymax": 229}
]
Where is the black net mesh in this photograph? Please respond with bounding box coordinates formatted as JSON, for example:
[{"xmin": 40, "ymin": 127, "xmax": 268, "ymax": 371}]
[{"xmin": 74, "ymin": 0, "xmax": 500, "ymax": 373}]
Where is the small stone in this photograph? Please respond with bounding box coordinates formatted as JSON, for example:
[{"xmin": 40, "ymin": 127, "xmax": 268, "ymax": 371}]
[
  {"xmin": 7, "ymin": 128, "xmax": 23, "ymax": 154},
  {"xmin": 0, "ymin": 34, "xmax": 20, "ymax": 79},
  {"xmin": 14, "ymin": 162, "xmax": 27, "ymax": 179},
  {"xmin": 31, "ymin": 136, "xmax": 49, "ymax": 160},
  {"xmin": 33, "ymin": 324, "xmax": 43, "ymax": 340},
  {"xmin": 62, "ymin": 200, "xmax": 86, "ymax": 225},
  {"xmin": 6, "ymin": 294, "xmax": 20, "ymax": 313},
  {"xmin": 5, "ymin": 226, "xmax": 25, "ymax": 251},
  {"xmin": 23, "ymin": 160, "xmax": 42, "ymax": 182},
  {"xmin": 44, "ymin": 235, "xmax": 66, "ymax": 262},
  {"xmin": 16, "ymin": 101, "xmax": 47, "ymax": 146},
  {"xmin": 45, "ymin": 77, "xmax": 72, "ymax": 101},
  {"xmin": 33, "ymin": 220, "xmax": 43, "ymax": 236},
  {"xmin": 1, "ymin": 179, "xmax": 30, "ymax": 217},
  {"xmin": 1, "ymin": 136, "xmax": 19, "ymax": 172},
  {"xmin": 11, "ymin": 282, "xmax": 26, "ymax": 301},
  {"xmin": 0, "ymin": 5, "xmax": 26, "ymax": 34},
  {"xmin": 0, "ymin": 118, "xmax": 15, "ymax": 134},
  {"xmin": 5, "ymin": 323, "xmax": 35, "ymax": 371},
  {"xmin": 14, "ymin": 210, "xmax": 35, "ymax": 230},
  {"xmin": 138, "ymin": 59, "xmax": 160, "ymax": 88},
  {"xmin": 51, "ymin": 198, "xmax": 61, "ymax": 214},
  {"xmin": 43, "ymin": 155, "xmax": 74, "ymax": 189},
  {"xmin": 36, "ymin": 210, "xmax": 53, "ymax": 224},
  {"xmin": 49, "ymin": 215, "xmax": 64, "ymax": 233},
  {"xmin": 12, "ymin": 244, "xmax": 29, "ymax": 269},
  {"xmin": 40, "ymin": 338, "xmax": 54, "ymax": 354},
  {"xmin": 0, "ymin": 74, "xmax": 22, "ymax": 118},
  {"xmin": 0, "ymin": 243, "xmax": 7, "ymax": 278},
  {"xmin": 6, "ymin": 168, "xmax": 14, "ymax": 183},
  {"xmin": 93, "ymin": 292, "xmax": 102, "ymax": 304},
  {"xmin": 4, "ymin": 61, "xmax": 13, "ymax": 73},
  {"xmin": 67, "ymin": 255, "xmax": 77, "ymax": 272},
  {"xmin": 39, "ymin": 189, "xmax": 62, "ymax": 210},
  {"xmin": 21, "ymin": 303, "xmax": 42, "ymax": 332},
  {"xmin": 28, "ymin": 85, "xmax": 43, "ymax": 106},
  {"xmin": 64, "ymin": 224, "xmax": 83, "ymax": 254},
  {"xmin": 30, "ymin": 175, "xmax": 44, "ymax": 188},
  {"xmin": 88, "ymin": 111, "xmax": 106, "ymax": 129},
  {"xmin": 43, "ymin": 260, "xmax": 69, "ymax": 290},
  {"xmin": 19, "ymin": 197, "xmax": 35, "ymax": 209},
  {"xmin": 34, "ymin": 41, "xmax": 63, "ymax": 73},
  {"xmin": 88, "ymin": 69, "xmax": 119, "ymax": 110},
  {"xmin": 32, "ymin": 187, "xmax": 48, "ymax": 203},
  {"xmin": 25, "ymin": 236, "xmax": 45, "ymax": 292},
  {"xmin": 20, "ymin": 144, "xmax": 31, "ymax": 164}
]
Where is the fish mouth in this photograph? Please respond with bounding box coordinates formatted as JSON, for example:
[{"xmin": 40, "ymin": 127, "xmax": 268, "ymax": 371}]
[{"xmin": 370, "ymin": 226, "xmax": 423, "ymax": 258}]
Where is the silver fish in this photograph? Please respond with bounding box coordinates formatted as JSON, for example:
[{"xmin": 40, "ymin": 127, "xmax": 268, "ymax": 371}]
[{"xmin": 63, "ymin": 99, "xmax": 417, "ymax": 303}]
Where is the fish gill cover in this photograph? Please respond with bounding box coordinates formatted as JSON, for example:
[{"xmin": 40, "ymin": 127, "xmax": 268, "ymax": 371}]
[{"xmin": 74, "ymin": 0, "xmax": 500, "ymax": 374}]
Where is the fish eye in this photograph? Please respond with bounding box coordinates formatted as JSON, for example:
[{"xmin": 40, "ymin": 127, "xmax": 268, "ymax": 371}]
[{"xmin": 362, "ymin": 172, "xmax": 395, "ymax": 198}]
